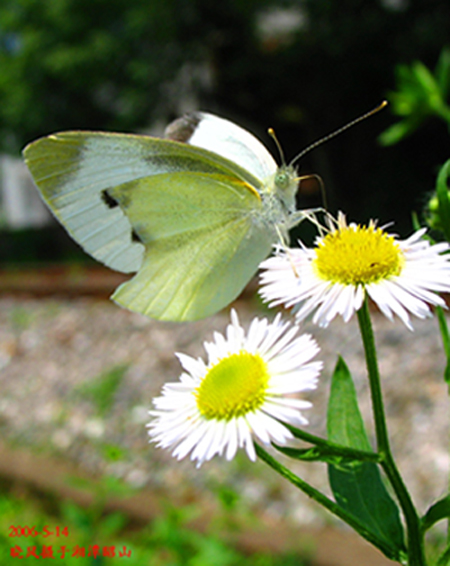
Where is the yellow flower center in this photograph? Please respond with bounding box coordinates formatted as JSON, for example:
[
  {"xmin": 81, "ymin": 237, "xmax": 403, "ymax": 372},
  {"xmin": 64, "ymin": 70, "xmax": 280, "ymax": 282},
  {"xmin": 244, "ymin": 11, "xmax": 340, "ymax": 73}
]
[
  {"xmin": 312, "ymin": 224, "xmax": 404, "ymax": 285},
  {"xmin": 196, "ymin": 351, "xmax": 269, "ymax": 420}
]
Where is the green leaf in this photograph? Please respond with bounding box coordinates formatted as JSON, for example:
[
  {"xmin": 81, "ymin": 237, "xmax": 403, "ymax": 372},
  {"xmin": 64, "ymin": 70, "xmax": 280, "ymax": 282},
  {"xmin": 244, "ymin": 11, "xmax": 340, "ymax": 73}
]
[
  {"xmin": 422, "ymin": 495, "xmax": 450, "ymax": 532},
  {"xmin": 378, "ymin": 117, "xmax": 422, "ymax": 146},
  {"xmin": 327, "ymin": 357, "xmax": 371, "ymax": 450},
  {"xmin": 378, "ymin": 120, "xmax": 410, "ymax": 146},
  {"xmin": 412, "ymin": 61, "xmax": 440, "ymax": 98},
  {"xmin": 327, "ymin": 357, "xmax": 405, "ymax": 558},
  {"xmin": 435, "ymin": 306, "xmax": 450, "ymax": 387},
  {"xmin": 436, "ymin": 47, "xmax": 450, "ymax": 99},
  {"xmin": 437, "ymin": 545, "xmax": 450, "ymax": 566},
  {"xmin": 274, "ymin": 440, "xmax": 380, "ymax": 465}
]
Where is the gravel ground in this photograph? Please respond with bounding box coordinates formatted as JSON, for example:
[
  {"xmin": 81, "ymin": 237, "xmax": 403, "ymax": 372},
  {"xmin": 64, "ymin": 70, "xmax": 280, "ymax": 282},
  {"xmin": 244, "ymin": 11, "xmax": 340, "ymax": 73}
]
[{"xmin": 0, "ymin": 294, "xmax": 448, "ymax": 529}]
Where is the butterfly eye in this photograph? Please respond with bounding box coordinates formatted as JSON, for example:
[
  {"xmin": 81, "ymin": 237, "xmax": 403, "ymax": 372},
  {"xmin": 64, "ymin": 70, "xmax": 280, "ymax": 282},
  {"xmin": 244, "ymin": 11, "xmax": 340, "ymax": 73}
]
[
  {"xmin": 275, "ymin": 170, "xmax": 290, "ymax": 189},
  {"xmin": 274, "ymin": 166, "xmax": 297, "ymax": 193}
]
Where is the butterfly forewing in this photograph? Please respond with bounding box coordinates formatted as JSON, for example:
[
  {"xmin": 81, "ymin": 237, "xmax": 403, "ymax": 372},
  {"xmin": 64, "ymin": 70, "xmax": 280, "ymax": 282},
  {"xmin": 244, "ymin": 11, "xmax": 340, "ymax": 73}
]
[
  {"xmin": 23, "ymin": 131, "xmax": 265, "ymax": 275},
  {"xmin": 166, "ymin": 112, "xmax": 277, "ymax": 182}
]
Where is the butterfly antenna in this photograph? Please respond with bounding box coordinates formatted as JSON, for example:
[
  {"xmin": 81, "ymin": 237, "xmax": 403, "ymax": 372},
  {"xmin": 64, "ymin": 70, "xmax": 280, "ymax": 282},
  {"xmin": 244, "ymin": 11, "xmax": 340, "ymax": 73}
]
[
  {"xmin": 297, "ymin": 173, "xmax": 328, "ymax": 210},
  {"xmin": 268, "ymin": 127, "xmax": 286, "ymax": 165},
  {"xmin": 290, "ymin": 100, "xmax": 388, "ymax": 167}
]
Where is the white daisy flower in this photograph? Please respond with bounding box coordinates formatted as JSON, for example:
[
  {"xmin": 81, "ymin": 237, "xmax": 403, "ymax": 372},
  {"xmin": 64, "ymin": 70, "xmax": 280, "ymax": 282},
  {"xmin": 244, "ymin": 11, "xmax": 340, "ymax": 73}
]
[
  {"xmin": 259, "ymin": 212, "xmax": 450, "ymax": 330},
  {"xmin": 148, "ymin": 310, "xmax": 321, "ymax": 466}
]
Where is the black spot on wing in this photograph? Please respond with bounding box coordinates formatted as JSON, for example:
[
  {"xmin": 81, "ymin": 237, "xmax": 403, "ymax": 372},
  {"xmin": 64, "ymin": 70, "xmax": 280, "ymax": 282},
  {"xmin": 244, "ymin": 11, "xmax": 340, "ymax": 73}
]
[
  {"xmin": 164, "ymin": 112, "xmax": 201, "ymax": 143},
  {"xmin": 131, "ymin": 229, "xmax": 143, "ymax": 244},
  {"xmin": 102, "ymin": 188, "xmax": 142, "ymax": 245},
  {"xmin": 101, "ymin": 189, "xmax": 119, "ymax": 209}
]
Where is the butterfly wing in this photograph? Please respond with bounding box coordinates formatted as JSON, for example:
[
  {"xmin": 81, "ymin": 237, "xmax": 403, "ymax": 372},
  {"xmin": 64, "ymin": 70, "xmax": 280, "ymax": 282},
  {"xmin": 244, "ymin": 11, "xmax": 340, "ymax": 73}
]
[
  {"xmin": 24, "ymin": 131, "xmax": 275, "ymax": 320},
  {"xmin": 108, "ymin": 171, "xmax": 274, "ymax": 320},
  {"xmin": 24, "ymin": 132, "xmax": 154, "ymax": 273},
  {"xmin": 165, "ymin": 111, "xmax": 277, "ymax": 181}
]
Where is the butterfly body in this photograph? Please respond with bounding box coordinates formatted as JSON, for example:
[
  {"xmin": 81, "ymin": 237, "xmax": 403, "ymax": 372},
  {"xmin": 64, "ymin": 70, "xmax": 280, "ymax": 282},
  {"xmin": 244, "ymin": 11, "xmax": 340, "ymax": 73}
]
[{"xmin": 23, "ymin": 112, "xmax": 305, "ymax": 321}]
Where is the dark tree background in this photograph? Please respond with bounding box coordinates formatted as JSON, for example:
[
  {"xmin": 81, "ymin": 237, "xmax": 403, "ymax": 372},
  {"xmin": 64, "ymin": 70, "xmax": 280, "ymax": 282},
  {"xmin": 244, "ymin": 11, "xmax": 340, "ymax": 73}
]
[{"xmin": 1, "ymin": 0, "xmax": 450, "ymax": 260}]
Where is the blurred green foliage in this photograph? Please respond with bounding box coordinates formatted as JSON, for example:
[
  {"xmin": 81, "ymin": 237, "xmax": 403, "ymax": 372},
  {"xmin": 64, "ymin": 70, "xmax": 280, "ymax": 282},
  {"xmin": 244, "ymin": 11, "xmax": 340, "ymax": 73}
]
[
  {"xmin": 378, "ymin": 47, "xmax": 450, "ymax": 243},
  {"xmin": 0, "ymin": 0, "xmax": 273, "ymax": 150},
  {"xmin": 0, "ymin": 489, "xmax": 309, "ymax": 565},
  {"xmin": 1, "ymin": 0, "xmax": 450, "ymax": 240},
  {"xmin": 424, "ymin": 159, "xmax": 450, "ymax": 240},
  {"xmin": 380, "ymin": 48, "xmax": 450, "ymax": 146},
  {"xmin": 75, "ymin": 363, "xmax": 129, "ymax": 417}
]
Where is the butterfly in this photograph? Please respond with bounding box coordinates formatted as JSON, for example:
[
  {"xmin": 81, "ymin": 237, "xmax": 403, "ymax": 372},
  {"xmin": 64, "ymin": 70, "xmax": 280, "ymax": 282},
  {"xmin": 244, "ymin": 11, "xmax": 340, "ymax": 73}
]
[{"xmin": 23, "ymin": 111, "xmax": 313, "ymax": 321}]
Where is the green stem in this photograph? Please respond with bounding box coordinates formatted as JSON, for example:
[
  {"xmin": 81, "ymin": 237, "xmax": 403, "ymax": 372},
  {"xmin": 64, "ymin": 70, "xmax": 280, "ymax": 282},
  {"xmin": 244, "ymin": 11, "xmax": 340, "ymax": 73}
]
[
  {"xmin": 436, "ymin": 306, "xmax": 450, "ymax": 388},
  {"xmin": 435, "ymin": 305, "xmax": 450, "ymax": 545},
  {"xmin": 357, "ymin": 299, "xmax": 426, "ymax": 566},
  {"xmin": 255, "ymin": 443, "xmax": 400, "ymax": 561},
  {"xmin": 282, "ymin": 422, "xmax": 381, "ymax": 462}
]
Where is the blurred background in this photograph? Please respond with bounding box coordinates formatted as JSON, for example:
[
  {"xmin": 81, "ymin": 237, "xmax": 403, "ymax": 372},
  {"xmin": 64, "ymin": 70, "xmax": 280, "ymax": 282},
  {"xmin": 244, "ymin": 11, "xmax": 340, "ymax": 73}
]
[
  {"xmin": 1, "ymin": 0, "xmax": 450, "ymax": 262},
  {"xmin": 1, "ymin": 1, "xmax": 450, "ymax": 565}
]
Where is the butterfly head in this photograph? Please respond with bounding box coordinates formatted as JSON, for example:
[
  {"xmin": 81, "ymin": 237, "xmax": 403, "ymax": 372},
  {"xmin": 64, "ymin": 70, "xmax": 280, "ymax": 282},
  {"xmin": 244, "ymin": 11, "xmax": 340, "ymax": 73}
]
[{"xmin": 271, "ymin": 164, "xmax": 299, "ymax": 213}]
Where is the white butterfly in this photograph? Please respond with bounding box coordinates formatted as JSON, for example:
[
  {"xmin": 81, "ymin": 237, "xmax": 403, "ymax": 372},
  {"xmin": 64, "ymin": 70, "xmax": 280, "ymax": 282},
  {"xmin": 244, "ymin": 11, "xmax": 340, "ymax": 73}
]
[{"xmin": 23, "ymin": 111, "xmax": 312, "ymax": 321}]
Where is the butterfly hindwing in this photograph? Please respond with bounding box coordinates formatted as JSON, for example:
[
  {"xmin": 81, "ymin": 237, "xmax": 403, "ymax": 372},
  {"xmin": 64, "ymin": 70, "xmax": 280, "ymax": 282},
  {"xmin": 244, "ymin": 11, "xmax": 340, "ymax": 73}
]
[{"xmin": 108, "ymin": 171, "xmax": 274, "ymax": 320}]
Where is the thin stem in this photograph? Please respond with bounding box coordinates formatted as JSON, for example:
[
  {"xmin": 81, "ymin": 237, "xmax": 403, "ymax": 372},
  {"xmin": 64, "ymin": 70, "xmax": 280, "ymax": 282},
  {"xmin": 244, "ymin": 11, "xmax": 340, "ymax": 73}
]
[
  {"xmin": 357, "ymin": 299, "xmax": 426, "ymax": 566},
  {"xmin": 282, "ymin": 422, "xmax": 381, "ymax": 462},
  {"xmin": 436, "ymin": 306, "xmax": 450, "ymax": 388},
  {"xmin": 435, "ymin": 305, "xmax": 450, "ymax": 545},
  {"xmin": 255, "ymin": 443, "xmax": 400, "ymax": 561}
]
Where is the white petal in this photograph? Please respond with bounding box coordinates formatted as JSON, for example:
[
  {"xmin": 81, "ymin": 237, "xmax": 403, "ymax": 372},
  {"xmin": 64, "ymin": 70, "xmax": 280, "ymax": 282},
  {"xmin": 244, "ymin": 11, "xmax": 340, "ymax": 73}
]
[{"xmin": 148, "ymin": 309, "xmax": 321, "ymax": 464}]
